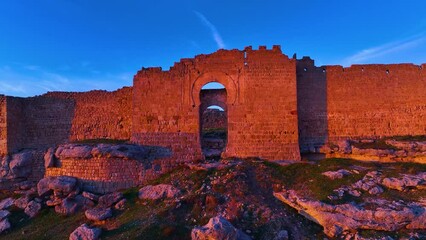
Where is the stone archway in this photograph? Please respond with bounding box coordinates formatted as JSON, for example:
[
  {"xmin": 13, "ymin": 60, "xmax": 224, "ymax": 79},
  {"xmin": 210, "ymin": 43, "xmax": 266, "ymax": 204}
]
[{"xmin": 191, "ymin": 71, "xmax": 238, "ymax": 107}]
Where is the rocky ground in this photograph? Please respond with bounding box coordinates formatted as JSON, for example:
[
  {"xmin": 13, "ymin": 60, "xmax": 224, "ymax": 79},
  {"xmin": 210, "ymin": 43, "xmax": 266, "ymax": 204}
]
[{"xmin": 0, "ymin": 157, "xmax": 425, "ymax": 239}]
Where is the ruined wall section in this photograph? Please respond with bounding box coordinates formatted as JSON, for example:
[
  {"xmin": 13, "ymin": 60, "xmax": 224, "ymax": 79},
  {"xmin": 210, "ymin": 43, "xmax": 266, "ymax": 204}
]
[
  {"xmin": 236, "ymin": 46, "xmax": 300, "ymax": 160},
  {"xmin": 18, "ymin": 96, "xmax": 74, "ymax": 150},
  {"xmin": 296, "ymin": 57, "xmax": 328, "ymax": 152},
  {"xmin": 45, "ymin": 87, "xmax": 132, "ymax": 141},
  {"xmin": 327, "ymin": 64, "xmax": 426, "ymax": 140},
  {"xmin": 0, "ymin": 96, "xmax": 6, "ymax": 155},
  {"xmin": 5, "ymin": 97, "xmax": 24, "ymax": 153},
  {"xmin": 132, "ymin": 66, "xmax": 203, "ymax": 165}
]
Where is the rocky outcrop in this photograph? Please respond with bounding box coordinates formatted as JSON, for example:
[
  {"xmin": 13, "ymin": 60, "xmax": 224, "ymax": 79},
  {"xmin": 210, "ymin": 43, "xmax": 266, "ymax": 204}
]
[
  {"xmin": 382, "ymin": 173, "xmax": 426, "ymax": 191},
  {"xmin": 69, "ymin": 224, "xmax": 101, "ymax": 240},
  {"xmin": 0, "ymin": 150, "xmax": 44, "ymax": 181},
  {"xmin": 138, "ymin": 184, "xmax": 180, "ymax": 200},
  {"xmin": 54, "ymin": 143, "xmax": 171, "ymax": 161},
  {"xmin": 274, "ymin": 189, "xmax": 426, "ymax": 237},
  {"xmin": 24, "ymin": 200, "xmax": 42, "ymax": 218},
  {"xmin": 85, "ymin": 207, "xmax": 112, "ymax": 221},
  {"xmin": 321, "ymin": 169, "xmax": 352, "ymax": 180},
  {"xmin": 98, "ymin": 192, "xmax": 123, "ymax": 208},
  {"xmin": 0, "ymin": 198, "xmax": 14, "ymax": 210},
  {"xmin": 0, "ymin": 218, "xmax": 11, "ymax": 234},
  {"xmin": 191, "ymin": 216, "xmax": 251, "ymax": 240},
  {"xmin": 321, "ymin": 138, "xmax": 426, "ymax": 163},
  {"xmin": 37, "ymin": 176, "xmax": 79, "ymax": 197}
]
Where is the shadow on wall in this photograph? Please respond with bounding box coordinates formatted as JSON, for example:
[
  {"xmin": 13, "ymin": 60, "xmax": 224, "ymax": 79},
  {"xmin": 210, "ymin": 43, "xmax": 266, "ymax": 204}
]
[
  {"xmin": 6, "ymin": 96, "xmax": 75, "ymax": 153},
  {"xmin": 296, "ymin": 57, "xmax": 328, "ymax": 153}
]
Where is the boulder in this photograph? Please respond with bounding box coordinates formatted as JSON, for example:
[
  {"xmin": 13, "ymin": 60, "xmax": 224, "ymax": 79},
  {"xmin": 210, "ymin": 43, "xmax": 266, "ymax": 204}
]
[
  {"xmin": 49, "ymin": 176, "xmax": 78, "ymax": 196},
  {"xmin": 82, "ymin": 192, "xmax": 99, "ymax": 202},
  {"xmin": 9, "ymin": 151, "xmax": 34, "ymax": 178},
  {"xmin": 91, "ymin": 144, "xmax": 150, "ymax": 160},
  {"xmin": 69, "ymin": 224, "xmax": 101, "ymax": 240},
  {"xmin": 37, "ymin": 176, "xmax": 78, "ymax": 197},
  {"xmin": 0, "ymin": 218, "xmax": 11, "ymax": 234},
  {"xmin": 14, "ymin": 195, "xmax": 31, "ymax": 209},
  {"xmin": 37, "ymin": 177, "xmax": 52, "ymax": 197},
  {"xmin": 56, "ymin": 144, "xmax": 92, "ymax": 159},
  {"xmin": 0, "ymin": 210, "xmax": 10, "ymax": 220},
  {"xmin": 368, "ymin": 186, "xmax": 384, "ymax": 195},
  {"xmin": 114, "ymin": 199, "xmax": 126, "ymax": 210},
  {"xmin": 44, "ymin": 147, "xmax": 56, "ymax": 168},
  {"xmin": 274, "ymin": 230, "xmax": 289, "ymax": 240},
  {"xmin": 274, "ymin": 190, "xmax": 426, "ymax": 238},
  {"xmin": 0, "ymin": 198, "xmax": 14, "ymax": 210},
  {"xmin": 85, "ymin": 207, "xmax": 113, "ymax": 221},
  {"xmin": 191, "ymin": 216, "xmax": 251, "ymax": 240},
  {"xmin": 24, "ymin": 200, "xmax": 41, "ymax": 218},
  {"xmin": 138, "ymin": 184, "xmax": 180, "ymax": 200},
  {"xmin": 322, "ymin": 169, "xmax": 351, "ymax": 180},
  {"xmin": 54, "ymin": 194, "xmax": 94, "ymax": 216},
  {"xmin": 98, "ymin": 192, "xmax": 123, "ymax": 208}
]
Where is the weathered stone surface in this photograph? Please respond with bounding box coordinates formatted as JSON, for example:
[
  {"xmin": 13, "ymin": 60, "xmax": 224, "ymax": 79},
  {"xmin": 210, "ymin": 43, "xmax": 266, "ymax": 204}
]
[
  {"xmin": 24, "ymin": 200, "xmax": 41, "ymax": 218},
  {"xmin": 191, "ymin": 216, "xmax": 251, "ymax": 240},
  {"xmin": 9, "ymin": 151, "xmax": 33, "ymax": 178},
  {"xmin": 0, "ymin": 210, "xmax": 10, "ymax": 220},
  {"xmin": 381, "ymin": 173, "xmax": 425, "ymax": 191},
  {"xmin": 114, "ymin": 198, "xmax": 126, "ymax": 210},
  {"xmin": 322, "ymin": 169, "xmax": 351, "ymax": 180},
  {"xmin": 0, "ymin": 218, "xmax": 11, "ymax": 234},
  {"xmin": 274, "ymin": 190, "xmax": 426, "ymax": 237},
  {"xmin": 14, "ymin": 195, "xmax": 31, "ymax": 209},
  {"xmin": 49, "ymin": 176, "xmax": 78, "ymax": 195},
  {"xmin": 138, "ymin": 184, "xmax": 180, "ymax": 200},
  {"xmin": 82, "ymin": 191, "xmax": 99, "ymax": 202},
  {"xmin": 44, "ymin": 147, "xmax": 55, "ymax": 168},
  {"xmin": 69, "ymin": 223, "xmax": 101, "ymax": 240},
  {"xmin": 55, "ymin": 195, "xmax": 95, "ymax": 216},
  {"xmin": 274, "ymin": 230, "xmax": 289, "ymax": 240},
  {"xmin": 37, "ymin": 176, "xmax": 78, "ymax": 197},
  {"xmin": 56, "ymin": 144, "xmax": 92, "ymax": 159},
  {"xmin": 85, "ymin": 207, "xmax": 113, "ymax": 221},
  {"xmin": 37, "ymin": 177, "xmax": 52, "ymax": 196},
  {"xmin": 98, "ymin": 192, "xmax": 123, "ymax": 208},
  {"xmin": 0, "ymin": 198, "xmax": 14, "ymax": 210}
]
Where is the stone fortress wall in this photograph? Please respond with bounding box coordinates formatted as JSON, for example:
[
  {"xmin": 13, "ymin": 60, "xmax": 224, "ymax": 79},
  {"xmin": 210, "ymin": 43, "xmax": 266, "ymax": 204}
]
[
  {"xmin": 0, "ymin": 45, "xmax": 425, "ymax": 162},
  {"xmin": 297, "ymin": 57, "xmax": 426, "ymax": 152}
]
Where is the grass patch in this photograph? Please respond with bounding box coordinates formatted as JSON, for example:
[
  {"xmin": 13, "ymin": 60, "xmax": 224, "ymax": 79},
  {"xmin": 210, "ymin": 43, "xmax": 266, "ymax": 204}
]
[{"xmin": 264, "ymin": 158, "xmax": 426, "ymax": 203}]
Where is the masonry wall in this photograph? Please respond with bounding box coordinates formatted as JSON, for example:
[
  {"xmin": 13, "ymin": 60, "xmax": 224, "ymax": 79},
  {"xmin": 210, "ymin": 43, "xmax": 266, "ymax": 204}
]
[
  {"xmin": 6, "ymin": 97, "xmax": 25, "ymax": 154},
  {"xmin": 45, "ymin": 87, "xmax": 132, "ymax": 141},
  {"xmin": 231, "ymin": 46, "xmax": 300, "ymax": 160},
  {"xmin": 0, "ymin": 96, "xmax": 6, "ymax": 155},
  {"xmin": 296, "ymin": 57, "xmax": 328, "ymax": 152},
  {"xmin": 326, "ymin": 64, "xmax": 426, "ymax": 140},
  {"xmin": 132, "ymin": 46, "xmax": 301, "ymax": 161},
  {"xmin": 2, "ymin": 87, "xmax": 133, "ymax": 154},
  {"xmin": 46, "ymin": 157, "xmax": 162, "ymax": 194}
]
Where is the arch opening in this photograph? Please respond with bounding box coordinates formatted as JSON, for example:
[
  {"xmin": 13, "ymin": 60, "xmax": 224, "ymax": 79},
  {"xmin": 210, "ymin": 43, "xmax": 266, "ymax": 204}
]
[{"xmin": 199, "ymin": 82, "xmax": 228, "ymax": 160}]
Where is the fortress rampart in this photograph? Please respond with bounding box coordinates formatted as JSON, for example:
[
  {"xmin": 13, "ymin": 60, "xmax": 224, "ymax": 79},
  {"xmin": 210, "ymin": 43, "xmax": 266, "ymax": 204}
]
[{"xmin": 0, "ymin": 46, "xmax": 425, "ymax": 162}]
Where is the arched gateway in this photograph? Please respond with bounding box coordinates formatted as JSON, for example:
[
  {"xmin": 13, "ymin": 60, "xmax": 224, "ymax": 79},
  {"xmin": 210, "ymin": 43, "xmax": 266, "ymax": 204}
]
[{"xmin": 131, "ymin": 46, "xmax": 301, "ymax": 163}]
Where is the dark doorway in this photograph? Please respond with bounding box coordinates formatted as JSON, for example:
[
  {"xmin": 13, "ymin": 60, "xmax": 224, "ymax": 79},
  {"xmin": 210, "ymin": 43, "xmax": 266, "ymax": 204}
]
[{"xmin": 199, "ymin": 82, "xmax": 227, "ymax": 160}]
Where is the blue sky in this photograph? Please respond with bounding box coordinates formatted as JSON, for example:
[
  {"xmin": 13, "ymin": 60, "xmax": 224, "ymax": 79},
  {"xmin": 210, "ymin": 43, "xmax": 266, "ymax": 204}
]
[{"xmin": 1, "ymin": 0, "xmax": 426, "ymax": 97}]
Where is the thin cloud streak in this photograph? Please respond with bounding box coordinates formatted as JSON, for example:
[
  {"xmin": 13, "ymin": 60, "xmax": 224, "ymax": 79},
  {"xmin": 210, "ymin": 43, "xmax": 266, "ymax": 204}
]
[
  {"xmin": 342, "ymin": 33, "xmax": 426, "ymax": 66},
  {"xmin": 194, "ymin": 11, "xmax": 225, "ymax": 49},
  {"xmin": 0, "ymin": 65, "xmax": 132, "ymax": 97}
]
